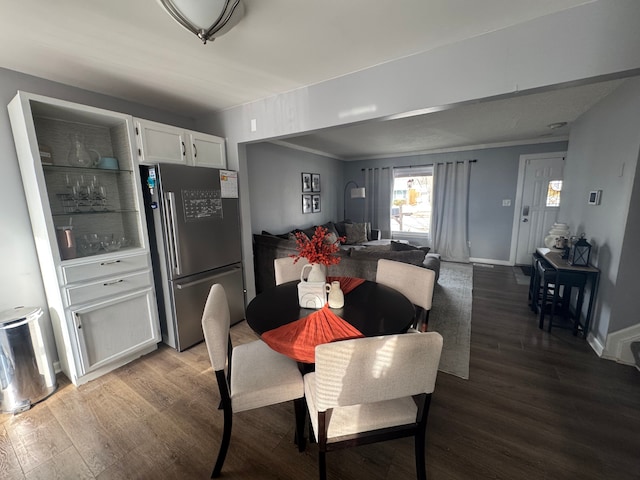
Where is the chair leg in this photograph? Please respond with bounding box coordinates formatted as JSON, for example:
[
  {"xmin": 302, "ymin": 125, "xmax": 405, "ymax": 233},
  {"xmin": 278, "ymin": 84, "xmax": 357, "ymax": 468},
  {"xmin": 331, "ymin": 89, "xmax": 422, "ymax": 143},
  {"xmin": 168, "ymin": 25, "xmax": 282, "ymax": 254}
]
[
  {"xmin": 318, "ymin": 451, "xmax": 327, "ymax": 480},
  {"xmin": 420, "ymin": 310, "xmax": 430, "ymax": 332},
  {"xmin": 294, "ymin": 397, "xmax": 306, "ymax": 452},
  {"xmin": 211, "ymin": 405, "xmax": 232, "ymax": 478},
  {"xmin": 415, "ymin": 431, "xmax": 427, "ymax": 480}
]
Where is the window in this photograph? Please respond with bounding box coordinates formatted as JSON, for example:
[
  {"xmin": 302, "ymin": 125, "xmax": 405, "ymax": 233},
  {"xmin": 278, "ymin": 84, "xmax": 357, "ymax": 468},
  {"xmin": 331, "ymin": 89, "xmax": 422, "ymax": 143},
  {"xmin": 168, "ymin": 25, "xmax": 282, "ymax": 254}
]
[
  {"xmin": 391, "ymin": 166, "xmax": 433, "ymax": 234},
  {"xmin": 546, "ymin": 180, "xmax": 562, "ymax": 207}
]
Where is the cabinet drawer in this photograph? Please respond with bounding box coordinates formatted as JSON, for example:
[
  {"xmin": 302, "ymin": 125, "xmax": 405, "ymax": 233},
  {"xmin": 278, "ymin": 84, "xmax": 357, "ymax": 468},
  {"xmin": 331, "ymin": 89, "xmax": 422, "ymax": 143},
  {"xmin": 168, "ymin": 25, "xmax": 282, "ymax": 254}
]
[
  {"xmin": 66, "ymin": 270, "xmax": 152, "ymax": 305},
  {"xmin": 62, "ymin": 253, "xmax": 150, "ymax": 284}
]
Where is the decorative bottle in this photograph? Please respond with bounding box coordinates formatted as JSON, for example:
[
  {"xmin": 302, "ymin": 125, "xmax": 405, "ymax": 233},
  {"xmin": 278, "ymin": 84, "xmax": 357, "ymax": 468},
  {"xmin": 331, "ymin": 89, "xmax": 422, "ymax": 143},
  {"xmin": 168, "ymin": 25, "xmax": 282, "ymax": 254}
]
[{"xmin": 327, "ymin": 281, "xmax": 344, "ymax": 309}]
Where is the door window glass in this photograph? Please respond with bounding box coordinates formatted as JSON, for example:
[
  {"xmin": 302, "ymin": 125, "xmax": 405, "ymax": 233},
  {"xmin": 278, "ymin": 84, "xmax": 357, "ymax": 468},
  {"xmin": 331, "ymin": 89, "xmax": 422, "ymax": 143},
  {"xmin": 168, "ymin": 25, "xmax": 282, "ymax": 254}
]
[{"xmin": 546, "ymin": 180, "xmax": 562, "ymax": 207}]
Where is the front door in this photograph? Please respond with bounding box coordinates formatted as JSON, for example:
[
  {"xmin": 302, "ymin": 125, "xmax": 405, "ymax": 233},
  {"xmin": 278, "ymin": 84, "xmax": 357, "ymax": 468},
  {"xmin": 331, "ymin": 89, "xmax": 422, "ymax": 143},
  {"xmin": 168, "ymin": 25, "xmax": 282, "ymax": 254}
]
[{"xmin": 513, "ymin": 153, "xmax": 566, "ymax": 265}]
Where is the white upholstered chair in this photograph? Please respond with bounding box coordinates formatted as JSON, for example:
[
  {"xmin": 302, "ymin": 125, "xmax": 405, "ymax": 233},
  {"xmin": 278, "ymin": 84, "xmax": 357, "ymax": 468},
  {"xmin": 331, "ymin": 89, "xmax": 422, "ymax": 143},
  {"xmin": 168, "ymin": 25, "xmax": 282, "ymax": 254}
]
[
  {"xmin": 376, "ymin": 258, "xmax": 436, "ymax": 330},
  {"xmin": 304, "ymin": 332, "xmax": 443, "ymax": 480},
  {"xmin": 201, "ymin": 284, "xmax": 306, "ymax": 478},
  {"xmin": 274, "ymin": 256, "xmax": 309, "ymax": 285}
]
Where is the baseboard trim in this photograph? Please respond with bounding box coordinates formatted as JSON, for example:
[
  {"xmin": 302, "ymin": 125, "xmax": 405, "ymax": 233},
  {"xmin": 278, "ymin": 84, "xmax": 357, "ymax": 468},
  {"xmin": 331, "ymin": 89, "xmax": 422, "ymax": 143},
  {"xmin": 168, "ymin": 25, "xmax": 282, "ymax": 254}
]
[
  {"xmin": 588, "ymin": 332, "xmax": 605, "ymax": 357},
  {"xmin": 469, "ymin": 257, "xmax": 512, "ymax": 266},
  {"xmin": 602, "ymin": 323, "xmax": 640, "ymax": 366}
]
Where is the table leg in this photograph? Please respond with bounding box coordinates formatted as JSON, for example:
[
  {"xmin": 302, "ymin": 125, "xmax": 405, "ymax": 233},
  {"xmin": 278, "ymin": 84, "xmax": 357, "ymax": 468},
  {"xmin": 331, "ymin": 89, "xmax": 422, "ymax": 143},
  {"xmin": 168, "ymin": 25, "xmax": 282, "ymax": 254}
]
[{"xmin": 583, "ymin": 272, "xmax": 600, "ymax": 337}]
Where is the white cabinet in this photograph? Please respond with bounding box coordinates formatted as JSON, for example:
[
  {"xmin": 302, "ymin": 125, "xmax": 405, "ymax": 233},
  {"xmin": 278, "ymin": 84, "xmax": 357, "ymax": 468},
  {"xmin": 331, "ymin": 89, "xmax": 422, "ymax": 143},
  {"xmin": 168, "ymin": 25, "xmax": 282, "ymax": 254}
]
[
  {"xmin": 8, "ymin": 91, "xmax": 161, "ymax": 386},
  {"xmin": 71, "ymin": 289, "xmax": 158, "ymax": 374},
  {"xmin": 135, "ymin": 118, "xmax": 226, "ymax": 168}
]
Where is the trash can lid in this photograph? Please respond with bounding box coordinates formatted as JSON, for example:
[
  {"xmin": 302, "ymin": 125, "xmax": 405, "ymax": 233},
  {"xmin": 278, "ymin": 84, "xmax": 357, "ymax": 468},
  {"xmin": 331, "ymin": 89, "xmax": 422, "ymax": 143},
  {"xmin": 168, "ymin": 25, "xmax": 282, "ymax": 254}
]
[{"xmin": 0, "ymin": 306, "xmax": 43, "ymax": 327}]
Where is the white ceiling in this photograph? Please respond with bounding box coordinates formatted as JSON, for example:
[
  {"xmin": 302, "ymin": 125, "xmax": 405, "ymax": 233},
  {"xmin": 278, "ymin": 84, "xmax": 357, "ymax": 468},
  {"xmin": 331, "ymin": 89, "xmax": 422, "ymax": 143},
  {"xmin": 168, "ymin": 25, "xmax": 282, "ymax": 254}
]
[{"xmin": 0, "ymin": 0, "xmax": 628, "ymax": 159}]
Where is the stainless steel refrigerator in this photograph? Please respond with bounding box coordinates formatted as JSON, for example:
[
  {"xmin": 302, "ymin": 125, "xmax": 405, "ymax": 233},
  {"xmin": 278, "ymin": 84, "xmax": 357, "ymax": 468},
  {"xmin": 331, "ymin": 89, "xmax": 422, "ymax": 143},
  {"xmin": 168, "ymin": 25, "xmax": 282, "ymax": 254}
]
[{"xmin": 141, "ymin": 164, "xmax": 245, "ymax": 351}]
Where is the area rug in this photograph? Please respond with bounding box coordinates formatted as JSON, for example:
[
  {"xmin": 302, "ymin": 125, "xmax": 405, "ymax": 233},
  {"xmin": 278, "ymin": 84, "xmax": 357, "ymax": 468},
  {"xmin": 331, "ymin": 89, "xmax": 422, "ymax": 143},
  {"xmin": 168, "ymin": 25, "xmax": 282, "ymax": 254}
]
[
  {"xmin": 513, "ymin": 267, "xmax": 531, "ymax": 286},
  {"xmin": 427, "ymin": 261, "xmax": 472, "ymax": 380}
]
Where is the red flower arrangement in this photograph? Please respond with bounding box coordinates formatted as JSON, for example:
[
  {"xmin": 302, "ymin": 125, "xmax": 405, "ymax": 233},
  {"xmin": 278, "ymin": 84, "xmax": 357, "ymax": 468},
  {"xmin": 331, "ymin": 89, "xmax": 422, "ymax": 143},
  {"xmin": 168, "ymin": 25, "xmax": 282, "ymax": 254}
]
[{"xmin": 291, "ymin": 226, "xmax": 345, "ymax": 266}]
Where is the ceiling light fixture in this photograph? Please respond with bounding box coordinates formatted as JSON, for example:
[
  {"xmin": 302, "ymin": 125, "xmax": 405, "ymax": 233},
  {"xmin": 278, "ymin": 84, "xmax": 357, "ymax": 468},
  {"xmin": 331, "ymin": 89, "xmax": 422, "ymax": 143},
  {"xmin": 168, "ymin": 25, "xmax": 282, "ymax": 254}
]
[
  {"xmin": 158, "ymin": 0, "xmax": 245, "ymax": 44},
  {"xmin": 547, "ymin": 121, "xmax": 568, "ymax": 130}
]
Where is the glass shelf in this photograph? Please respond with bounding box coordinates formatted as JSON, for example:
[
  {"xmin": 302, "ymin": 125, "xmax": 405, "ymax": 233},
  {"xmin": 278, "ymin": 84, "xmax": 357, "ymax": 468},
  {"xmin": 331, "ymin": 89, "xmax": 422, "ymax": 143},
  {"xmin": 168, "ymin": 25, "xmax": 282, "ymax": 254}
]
[{"xmin": 43, "ymin": 164, "xmax": 133, "ymax": 174}]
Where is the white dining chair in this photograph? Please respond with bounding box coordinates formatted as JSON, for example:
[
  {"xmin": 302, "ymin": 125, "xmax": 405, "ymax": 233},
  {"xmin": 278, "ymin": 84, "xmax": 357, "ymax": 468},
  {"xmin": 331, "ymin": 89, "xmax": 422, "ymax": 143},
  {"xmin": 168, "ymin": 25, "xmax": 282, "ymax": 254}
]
[
  {"xmin": 274, "ymin": 256, "xmax": 309, "ymax": 285},
  {"xmin": 201, "ymin": 284, "xmax": 306, "ymax": 478},
  {"xmin": 304, "ymin": 332, "xmax": 443, "ymax": 480},
  {"xmin": 376, "ymin": 258, "xmax": 436, "ymax": 330}
]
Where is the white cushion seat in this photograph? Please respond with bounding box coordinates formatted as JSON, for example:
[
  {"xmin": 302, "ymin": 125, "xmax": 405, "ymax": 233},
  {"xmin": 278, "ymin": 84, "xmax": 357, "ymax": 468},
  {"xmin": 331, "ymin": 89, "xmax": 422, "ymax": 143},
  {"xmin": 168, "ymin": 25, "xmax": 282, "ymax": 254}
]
[{"xmin": 231, "ymin": 339, "xmax": 304, "ymax": 412}]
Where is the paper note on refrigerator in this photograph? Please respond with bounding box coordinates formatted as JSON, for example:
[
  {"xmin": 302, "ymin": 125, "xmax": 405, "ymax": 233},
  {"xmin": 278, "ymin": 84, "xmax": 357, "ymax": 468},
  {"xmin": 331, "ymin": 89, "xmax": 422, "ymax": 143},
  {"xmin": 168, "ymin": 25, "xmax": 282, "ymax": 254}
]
[{"xmin": 220, "ymin": 170, "xmax": 238, "ymax": 198}]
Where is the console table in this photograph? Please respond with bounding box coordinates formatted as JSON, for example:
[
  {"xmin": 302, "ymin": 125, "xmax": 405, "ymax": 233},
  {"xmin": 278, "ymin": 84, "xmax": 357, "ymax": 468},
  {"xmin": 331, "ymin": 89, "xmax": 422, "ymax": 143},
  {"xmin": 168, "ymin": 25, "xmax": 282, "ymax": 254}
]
[{"xmin": 535, "ymin": 247, "xmax": 600, "ymax": 337}]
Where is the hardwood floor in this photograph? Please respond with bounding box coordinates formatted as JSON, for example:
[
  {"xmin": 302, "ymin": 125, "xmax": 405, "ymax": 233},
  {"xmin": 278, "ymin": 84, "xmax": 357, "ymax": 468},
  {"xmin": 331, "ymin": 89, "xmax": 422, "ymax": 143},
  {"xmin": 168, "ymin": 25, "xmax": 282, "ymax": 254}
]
[{"xmin": 1, "ymin": 265, "xmax": 638, "ymax": 479}]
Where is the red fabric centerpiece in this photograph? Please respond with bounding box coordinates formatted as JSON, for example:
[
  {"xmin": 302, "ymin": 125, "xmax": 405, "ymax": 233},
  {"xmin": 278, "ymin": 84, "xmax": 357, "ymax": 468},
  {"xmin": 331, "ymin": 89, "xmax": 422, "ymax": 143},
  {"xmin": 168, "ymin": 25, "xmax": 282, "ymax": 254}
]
[
  {"xmin": 261, "ymin": 303, "xmax": 364, "ymax": 363},
  {"xmin": 326, "ymin": 276, "xmax": 365, "ymax": 294}
]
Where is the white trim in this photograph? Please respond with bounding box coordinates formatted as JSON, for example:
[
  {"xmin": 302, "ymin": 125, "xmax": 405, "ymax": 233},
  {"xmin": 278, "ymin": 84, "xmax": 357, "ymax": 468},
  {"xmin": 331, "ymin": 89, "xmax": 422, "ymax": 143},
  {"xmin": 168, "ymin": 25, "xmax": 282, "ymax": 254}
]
[
  {"xmin": 267, "ymin": 139, "xmax": 343, "ymax": 160},
  {"xmin": 469, "ymin": 257, "xmax": 512, "ymax": 266},
  {"xmin": 509, "ymin": 151, "xmax": 567, "ymax": 265},
  {"xmin": 601, "ymin": 323, "xmax": 640, "ymax": 366},
  {"xmin": 588, "ymin": 332, "xmax": 605, "ymax": 358},
  {"xmin": 270, "ymin": 136, "xmax": 569, "ymax": 162},
  {"xmin": 343, "ymin": 136, "xmax": 569, "ymax": 161}
]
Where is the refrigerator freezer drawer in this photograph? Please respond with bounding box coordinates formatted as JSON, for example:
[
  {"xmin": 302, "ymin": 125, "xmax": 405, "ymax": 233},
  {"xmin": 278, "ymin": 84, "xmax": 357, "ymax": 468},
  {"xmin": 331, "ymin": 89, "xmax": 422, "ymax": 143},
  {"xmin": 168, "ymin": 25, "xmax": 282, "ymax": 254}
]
[{"xmin": 171, "ymin": 265, "xmax": 245, "ymax": 351}]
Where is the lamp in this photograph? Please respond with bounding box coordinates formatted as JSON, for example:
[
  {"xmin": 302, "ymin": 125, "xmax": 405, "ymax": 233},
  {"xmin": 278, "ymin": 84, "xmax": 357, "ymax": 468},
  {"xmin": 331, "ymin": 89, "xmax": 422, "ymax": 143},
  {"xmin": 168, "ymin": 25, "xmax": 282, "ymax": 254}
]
[
  {"xmin": 158, "ymin": 0, "xmax": 245, "ymax": 44},
  {"xmin": 569, "ymin": 234, "xmax": 592, "ymax": 266},
  {"xmin": 343, "ymin": 181, "xmax": 366, "ymax": 220}
]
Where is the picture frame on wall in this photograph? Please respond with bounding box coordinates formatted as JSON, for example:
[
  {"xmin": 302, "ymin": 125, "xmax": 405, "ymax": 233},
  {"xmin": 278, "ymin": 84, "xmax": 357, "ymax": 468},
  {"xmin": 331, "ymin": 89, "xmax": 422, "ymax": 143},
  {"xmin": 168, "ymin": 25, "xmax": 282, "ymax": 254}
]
[
  {"xmin": 302, "ymin": 173, "xmax": 312, "ymax": 192},
  {"xmin": 312, "ymin": 194, "xmax": 321, "ymax": 213},
  {"xmin": 311, "ymin": 173, "xmax": 321, "ymax": 192},
  {"xmin": 302, "ymin": 194, "xmax": 312, "ymax": 213}
]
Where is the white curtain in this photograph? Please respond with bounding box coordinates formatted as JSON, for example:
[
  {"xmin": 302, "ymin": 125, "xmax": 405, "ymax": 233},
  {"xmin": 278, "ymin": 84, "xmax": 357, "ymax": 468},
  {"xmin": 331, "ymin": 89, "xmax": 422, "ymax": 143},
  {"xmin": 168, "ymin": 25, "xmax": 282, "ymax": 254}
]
[
  {"xmin": 431, "ymin": 160, "xmax": 471, "ymax": 262},
  {"xmin": 363, "ymin": 167, "xmax": 392, "ymax": 238}
]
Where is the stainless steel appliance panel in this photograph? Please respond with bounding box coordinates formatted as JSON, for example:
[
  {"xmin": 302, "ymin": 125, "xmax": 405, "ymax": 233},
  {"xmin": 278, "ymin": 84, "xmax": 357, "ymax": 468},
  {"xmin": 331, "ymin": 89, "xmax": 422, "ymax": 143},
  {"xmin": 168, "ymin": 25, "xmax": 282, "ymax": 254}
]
[
  {"xmin": 155, "ymin": 164, "xmax": 242, "ymax": 279},
  {"xmin": 171, "ymin": 264, "xmax": 245, "ymax": 351}
]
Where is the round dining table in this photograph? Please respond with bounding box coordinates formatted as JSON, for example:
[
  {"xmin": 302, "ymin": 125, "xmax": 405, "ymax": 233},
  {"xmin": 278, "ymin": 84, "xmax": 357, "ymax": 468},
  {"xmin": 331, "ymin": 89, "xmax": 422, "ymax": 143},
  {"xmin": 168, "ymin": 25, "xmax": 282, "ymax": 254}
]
[{"xmin": 246, "ymin": 279, "xmax": 415, "ymax": 338}]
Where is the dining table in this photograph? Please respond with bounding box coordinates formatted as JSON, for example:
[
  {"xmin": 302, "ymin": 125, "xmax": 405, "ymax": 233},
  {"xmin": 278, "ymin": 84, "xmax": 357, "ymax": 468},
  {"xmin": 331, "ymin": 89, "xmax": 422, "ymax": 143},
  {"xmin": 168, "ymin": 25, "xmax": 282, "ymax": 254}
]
[{"xmin": 245, "ymin": 277, "xmax": 415, "ymax": 365}]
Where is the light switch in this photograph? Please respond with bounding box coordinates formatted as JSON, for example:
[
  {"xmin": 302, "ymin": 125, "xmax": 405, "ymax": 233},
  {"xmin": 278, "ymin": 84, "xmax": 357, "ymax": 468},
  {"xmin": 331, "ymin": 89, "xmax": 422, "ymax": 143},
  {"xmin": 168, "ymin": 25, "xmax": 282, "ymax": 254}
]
[
  {"xmin": 502, "ymin": 199, "xmax": 511, "ymax": 207},
  {"xmin": 250, "ymin": 118, "xmax": 257, "ymax": 132}
]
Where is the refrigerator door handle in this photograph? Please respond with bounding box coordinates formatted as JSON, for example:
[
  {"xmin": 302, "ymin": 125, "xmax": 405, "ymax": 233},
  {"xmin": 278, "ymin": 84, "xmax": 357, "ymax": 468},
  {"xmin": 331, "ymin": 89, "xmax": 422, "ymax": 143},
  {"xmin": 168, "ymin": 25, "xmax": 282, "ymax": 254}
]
[
  {"xmin": 164, "ymin": 191, "xmax": 182, "ymax": 276},
  {"xmin": 175, "ymin": 266, "xmax": 242, "ymax": 290}
]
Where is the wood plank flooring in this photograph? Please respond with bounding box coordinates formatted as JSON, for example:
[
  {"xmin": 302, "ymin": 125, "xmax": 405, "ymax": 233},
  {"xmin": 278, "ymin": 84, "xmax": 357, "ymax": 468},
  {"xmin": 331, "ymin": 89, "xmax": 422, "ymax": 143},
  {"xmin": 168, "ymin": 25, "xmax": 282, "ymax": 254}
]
[{"xmin": 1, "ymin": 265, "xmax": 638, "ymax": 479}]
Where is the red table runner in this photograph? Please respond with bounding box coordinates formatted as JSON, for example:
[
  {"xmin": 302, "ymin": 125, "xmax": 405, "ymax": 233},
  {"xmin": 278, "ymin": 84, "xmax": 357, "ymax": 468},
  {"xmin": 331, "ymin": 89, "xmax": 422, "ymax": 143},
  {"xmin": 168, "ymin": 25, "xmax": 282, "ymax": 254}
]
[{"xmin": 261, "ymin": 277, "xmax": 366, "ymax": 363}]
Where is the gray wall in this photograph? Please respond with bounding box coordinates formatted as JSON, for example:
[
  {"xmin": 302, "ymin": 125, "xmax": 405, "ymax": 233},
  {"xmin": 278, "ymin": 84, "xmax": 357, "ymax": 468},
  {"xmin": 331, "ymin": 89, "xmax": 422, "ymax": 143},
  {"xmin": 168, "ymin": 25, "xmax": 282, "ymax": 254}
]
[
  {"xmin": 246, "ymin": 142, "xmax": 342, "ymax": 234},
  {"xmin": 561, "ymin": 77, "xmax": 640, "ymax": 339},
  {"xmin": 0, "ymin": 67, "xmax": 196, "ymax": 362},
  {"xmin": 343, "ymin": 142, "xmax": 568, "ymax": 262},
  {"xmin": 201, "ymin": 0, "xmax": 640, "ymax": 300}
]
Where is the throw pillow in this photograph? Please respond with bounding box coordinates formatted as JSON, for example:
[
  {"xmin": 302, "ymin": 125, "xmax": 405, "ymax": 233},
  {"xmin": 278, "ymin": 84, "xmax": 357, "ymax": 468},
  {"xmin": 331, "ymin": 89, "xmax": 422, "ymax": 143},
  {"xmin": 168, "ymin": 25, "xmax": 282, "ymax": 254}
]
[
  {"xmin": 324, "ymin": 231, "xmax": 339, "ymax": 246},
  {"xmin": 302, "ymin": 225, "xmax": 318, "ymax": 240},
  {"xmin": 334, "ymin": 219, "xmax": 353, "ymax": 239},
  {"xmin": 390, "ymin": 241, "xmax": 430, "ymax": 255},
  {"xmin": 345, "ymin": 223, "xmax": 368, "ymax": 244}
]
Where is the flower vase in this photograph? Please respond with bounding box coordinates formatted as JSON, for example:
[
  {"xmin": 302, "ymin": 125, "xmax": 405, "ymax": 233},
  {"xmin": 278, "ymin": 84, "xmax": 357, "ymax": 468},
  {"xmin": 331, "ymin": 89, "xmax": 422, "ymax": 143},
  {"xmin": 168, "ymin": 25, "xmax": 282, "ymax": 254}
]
[{"xmin": 300, "ymin": 263, "xmax": 327, "ymax": 283}]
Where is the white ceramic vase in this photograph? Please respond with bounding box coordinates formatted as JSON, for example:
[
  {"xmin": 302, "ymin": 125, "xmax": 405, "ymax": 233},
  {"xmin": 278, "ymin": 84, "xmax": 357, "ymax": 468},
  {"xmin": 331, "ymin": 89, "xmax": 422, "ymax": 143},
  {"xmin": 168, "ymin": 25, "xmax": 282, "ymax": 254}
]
[
  {"xmin": 300, "ymin": 263, "xmax": 327, "ymax": 283},
  {"xmin": 327, "ymin": 281, "xmax": 344, "ymax": 309}
]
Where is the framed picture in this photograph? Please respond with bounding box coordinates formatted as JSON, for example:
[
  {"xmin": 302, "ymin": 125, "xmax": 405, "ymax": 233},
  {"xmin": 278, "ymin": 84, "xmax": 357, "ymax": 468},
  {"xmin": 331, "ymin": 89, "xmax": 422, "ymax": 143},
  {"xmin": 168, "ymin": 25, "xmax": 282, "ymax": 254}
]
[
  {"xmin": 312, "ymin": 194, "xmax": 321, "ymax": 213},
  {"xmin": 302, "ymin": 194, "xmax": 312, "ymax": 213},
  {"xmin": 302, "ymin": 173, "xmax": 312, "ymax": 192},
  {"xmin": 311, "ymin": 173, "xmax": 321, "ymax": 192}
]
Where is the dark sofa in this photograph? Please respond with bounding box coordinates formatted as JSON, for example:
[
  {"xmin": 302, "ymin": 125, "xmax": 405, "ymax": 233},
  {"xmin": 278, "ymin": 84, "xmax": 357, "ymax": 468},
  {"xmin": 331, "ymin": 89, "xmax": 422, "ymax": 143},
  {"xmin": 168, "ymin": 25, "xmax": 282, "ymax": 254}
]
[{"xmin": 253, "ymin": 220, "xmax": 440, "ymax": 293}]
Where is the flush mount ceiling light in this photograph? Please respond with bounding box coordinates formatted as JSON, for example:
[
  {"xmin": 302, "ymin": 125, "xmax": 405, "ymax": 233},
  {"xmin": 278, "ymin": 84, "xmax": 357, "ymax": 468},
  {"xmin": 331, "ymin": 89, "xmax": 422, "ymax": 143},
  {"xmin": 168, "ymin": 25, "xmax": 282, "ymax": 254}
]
[
  {"xmin": 547, "ymin": 121, "xmax": 568, "ymax": 130},
  {"xmin": 158, "ymin": 0, "xmax": 245, "ymax": 44}
]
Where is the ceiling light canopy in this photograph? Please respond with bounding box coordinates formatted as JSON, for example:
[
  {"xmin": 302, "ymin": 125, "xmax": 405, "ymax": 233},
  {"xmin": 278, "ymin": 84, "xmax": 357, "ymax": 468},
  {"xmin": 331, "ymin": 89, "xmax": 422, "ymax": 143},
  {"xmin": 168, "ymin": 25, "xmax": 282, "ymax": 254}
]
[{"xmin": 158, "ymin": 0, "xmax": 245, "ymax": 44}]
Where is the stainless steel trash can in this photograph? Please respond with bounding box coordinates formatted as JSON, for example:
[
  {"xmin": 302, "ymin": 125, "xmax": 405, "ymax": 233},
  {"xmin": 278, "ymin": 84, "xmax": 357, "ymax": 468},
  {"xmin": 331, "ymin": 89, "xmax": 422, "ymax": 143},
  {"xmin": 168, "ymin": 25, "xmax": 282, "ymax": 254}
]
[{"xmin": 0, "ymin": 306, "xmax": 57, "ymax": 414}]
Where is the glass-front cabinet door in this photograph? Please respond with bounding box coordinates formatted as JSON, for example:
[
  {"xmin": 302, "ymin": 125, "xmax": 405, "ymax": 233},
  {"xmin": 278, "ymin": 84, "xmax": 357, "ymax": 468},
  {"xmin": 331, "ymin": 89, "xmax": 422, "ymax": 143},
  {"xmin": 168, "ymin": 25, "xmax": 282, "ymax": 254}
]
[{"xmin": 8, "ymin": 91, "xmax": 160, "ymax": 386}]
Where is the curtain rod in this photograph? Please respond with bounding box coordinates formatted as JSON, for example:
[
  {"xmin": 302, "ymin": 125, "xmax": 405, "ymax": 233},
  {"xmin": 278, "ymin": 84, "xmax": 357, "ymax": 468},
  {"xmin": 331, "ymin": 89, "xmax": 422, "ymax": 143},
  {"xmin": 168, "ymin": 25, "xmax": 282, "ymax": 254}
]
[{"xmin": 361, "ymin": 159, "xmax": 477, "ymax": 171}]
